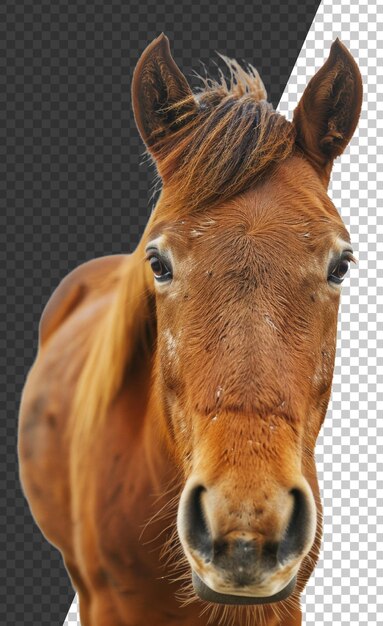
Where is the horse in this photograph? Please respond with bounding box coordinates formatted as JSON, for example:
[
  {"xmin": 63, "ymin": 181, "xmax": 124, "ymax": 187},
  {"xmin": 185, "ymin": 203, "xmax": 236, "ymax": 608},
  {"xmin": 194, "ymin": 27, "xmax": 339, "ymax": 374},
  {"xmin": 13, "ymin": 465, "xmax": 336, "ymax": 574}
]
[{"xmin": 18, "ymin": 34, "xmax": 362, "ymax": 626}]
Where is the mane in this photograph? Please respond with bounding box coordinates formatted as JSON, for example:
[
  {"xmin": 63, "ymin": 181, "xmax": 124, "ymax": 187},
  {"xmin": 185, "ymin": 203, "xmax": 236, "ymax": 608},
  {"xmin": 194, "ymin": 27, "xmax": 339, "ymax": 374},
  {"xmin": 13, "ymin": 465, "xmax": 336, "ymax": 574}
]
[
  {"xmin": 156, "ymin": 56, "xmax": 296, "ymax": 214},
  {"xmin": 71, "ymin": 253, "xmax": 154, "ymax": 440},
  {"xmin": 72, "ymin": 58, "xmax": 296, "ymax": 440}
]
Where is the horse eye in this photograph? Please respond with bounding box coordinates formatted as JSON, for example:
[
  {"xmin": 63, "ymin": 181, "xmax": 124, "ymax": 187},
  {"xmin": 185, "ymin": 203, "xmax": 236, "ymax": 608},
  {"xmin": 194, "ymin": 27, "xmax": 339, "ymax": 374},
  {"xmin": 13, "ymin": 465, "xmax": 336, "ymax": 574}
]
[
  {"xmin": 328, "ymin": 257, "xmax": 350, "ymax": 285},
  {"xmin": 148, "ymin": 254, "xmax": 173, "ymax": 282}
]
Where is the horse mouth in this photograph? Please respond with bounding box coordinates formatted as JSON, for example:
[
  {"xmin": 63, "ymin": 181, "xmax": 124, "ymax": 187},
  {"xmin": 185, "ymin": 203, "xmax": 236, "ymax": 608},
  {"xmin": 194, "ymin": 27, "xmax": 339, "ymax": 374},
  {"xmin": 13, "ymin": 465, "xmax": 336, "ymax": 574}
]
[{"xmin": 192, "ymin": 571, "xmax": 297, "ymax": 605}]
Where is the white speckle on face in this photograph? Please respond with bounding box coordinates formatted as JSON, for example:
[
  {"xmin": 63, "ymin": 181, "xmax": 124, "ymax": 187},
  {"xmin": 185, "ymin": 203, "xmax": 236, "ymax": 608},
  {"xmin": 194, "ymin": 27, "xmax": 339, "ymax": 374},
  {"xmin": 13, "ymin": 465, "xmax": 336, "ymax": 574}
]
[
  {"xmin": 264, "ymin": 314, "xmax": 277, "ymax": 330},
  {"xmin": 190, "ymin": 228, "xmax": 202, "ymax": 237},
  {"xmin": 312, "ymin": 348, "xmax": 332, "ymax": 391},
  {"xmin": 164, "ymin": 328, "xmax": 178, "ymax": 359}
]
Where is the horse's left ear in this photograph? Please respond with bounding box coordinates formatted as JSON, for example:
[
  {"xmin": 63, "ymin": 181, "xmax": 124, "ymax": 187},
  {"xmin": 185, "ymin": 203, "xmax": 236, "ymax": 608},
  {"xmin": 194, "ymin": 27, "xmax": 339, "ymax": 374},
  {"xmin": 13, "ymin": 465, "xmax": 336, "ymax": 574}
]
[
  {"xmin": 293, "ymin": 39, "xmax": 362, "ymax": 185},
  {"xmin": 131, "ymin": 33, "xmax": 197, "ymax": 158}
]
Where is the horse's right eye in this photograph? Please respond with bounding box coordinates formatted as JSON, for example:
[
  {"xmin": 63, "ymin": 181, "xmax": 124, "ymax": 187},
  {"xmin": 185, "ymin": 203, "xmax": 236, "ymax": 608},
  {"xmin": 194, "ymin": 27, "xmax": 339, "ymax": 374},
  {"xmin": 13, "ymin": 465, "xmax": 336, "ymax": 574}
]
[
  {"xmin": 148, "ymin": 254, "xmax": 173, "ymax": 282},
  {"xmin": 328, "ymin": 250, "xmax": 355, "ymax": 286},
  {"xmin": 328, "ymin": 258, "xmax": 350, "ymax": 285}
]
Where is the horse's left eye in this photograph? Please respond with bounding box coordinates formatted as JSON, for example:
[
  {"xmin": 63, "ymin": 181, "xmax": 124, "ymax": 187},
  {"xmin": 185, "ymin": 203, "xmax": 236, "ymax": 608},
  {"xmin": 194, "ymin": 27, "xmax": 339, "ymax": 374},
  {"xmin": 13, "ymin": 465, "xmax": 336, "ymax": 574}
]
[{"xmin": 328, "ymin": 257, "xmax": 350, "ymax": 285}]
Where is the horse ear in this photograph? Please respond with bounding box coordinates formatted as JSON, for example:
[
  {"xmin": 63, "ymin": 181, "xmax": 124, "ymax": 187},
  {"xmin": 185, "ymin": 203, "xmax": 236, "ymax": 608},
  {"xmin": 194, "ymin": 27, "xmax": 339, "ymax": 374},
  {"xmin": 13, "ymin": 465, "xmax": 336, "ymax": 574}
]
[
  {"xmin": 131, "ymin": 33, "xmax": 196, "ymax": 157},
  {"xmin": 293, "ymin": 39, "xmax": 362, "ymax": 184}
]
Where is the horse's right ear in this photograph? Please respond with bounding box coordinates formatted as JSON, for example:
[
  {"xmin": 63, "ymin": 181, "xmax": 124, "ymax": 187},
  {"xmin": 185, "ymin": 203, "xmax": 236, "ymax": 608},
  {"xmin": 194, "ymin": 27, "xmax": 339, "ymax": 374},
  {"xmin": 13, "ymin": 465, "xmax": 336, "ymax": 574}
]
[
  {"xmin": 293, "ymin": 39, "xmax": 362, "ymax": 186},
  {"xmin": 132, "ymin": 34, "xmax": 197, "ymax": 158}
]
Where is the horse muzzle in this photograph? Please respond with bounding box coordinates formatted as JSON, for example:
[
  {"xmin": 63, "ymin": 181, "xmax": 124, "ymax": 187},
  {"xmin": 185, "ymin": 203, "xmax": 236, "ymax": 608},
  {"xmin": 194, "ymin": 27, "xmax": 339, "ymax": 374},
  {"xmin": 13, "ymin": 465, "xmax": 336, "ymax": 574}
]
[{"xmin": 177, "ymin": 477, "xmax": 316, "ymax": 604}]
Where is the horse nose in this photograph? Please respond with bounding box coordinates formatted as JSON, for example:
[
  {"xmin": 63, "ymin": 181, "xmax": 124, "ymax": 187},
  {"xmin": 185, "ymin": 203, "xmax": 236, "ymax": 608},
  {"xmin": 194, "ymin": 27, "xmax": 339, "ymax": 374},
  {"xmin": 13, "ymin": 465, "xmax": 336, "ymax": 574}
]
[
  {"xmin": 178, "ymin": 481, "xmax": 316, "ymax": 584},
  {"xmin": 211, "ymin": 536, "xmax": 274, "ymax": 586}
]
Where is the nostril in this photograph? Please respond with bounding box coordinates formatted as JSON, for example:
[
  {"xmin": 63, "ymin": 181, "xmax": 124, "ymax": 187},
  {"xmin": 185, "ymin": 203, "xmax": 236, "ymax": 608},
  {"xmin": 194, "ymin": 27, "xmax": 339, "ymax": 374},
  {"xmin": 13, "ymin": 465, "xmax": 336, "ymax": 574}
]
[
  {"xmin": 184, "ymin": 485, "xmax": 213, "ymax": 562},
  {"xmin": 277, "ymin": 487, "xmax": 312, "ymax": 564},
  {"xmin": 262, "ymin": 541, "xmax": 279, "ymax": 569}
]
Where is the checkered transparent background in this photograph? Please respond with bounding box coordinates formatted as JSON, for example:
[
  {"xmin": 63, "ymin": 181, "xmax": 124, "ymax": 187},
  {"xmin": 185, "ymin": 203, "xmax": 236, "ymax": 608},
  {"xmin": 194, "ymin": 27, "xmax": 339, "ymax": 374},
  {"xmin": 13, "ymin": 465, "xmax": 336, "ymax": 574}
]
[{"xmin": 64, "ymin": 0, "xmax": 382, "ymax": 624}]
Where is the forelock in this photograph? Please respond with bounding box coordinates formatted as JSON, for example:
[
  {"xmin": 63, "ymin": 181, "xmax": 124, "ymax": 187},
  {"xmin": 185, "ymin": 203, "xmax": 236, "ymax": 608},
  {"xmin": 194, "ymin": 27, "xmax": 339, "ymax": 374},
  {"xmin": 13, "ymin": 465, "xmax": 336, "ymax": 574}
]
[{"xmin": 154, "ymin": 56, "xmax": 296, "ymax": 215}]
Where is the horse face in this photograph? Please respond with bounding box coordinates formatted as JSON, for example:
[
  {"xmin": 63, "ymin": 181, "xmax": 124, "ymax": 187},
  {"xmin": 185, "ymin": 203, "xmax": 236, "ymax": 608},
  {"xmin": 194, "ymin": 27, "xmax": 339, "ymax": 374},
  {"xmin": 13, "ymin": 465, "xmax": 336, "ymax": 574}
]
[
  {"xmin": 146, "ymin": 156, "xmax": 353, "ymax": 601},
  {"xmin": 133, "ymin": 35, "xmax": 361, "ymax": 603}
]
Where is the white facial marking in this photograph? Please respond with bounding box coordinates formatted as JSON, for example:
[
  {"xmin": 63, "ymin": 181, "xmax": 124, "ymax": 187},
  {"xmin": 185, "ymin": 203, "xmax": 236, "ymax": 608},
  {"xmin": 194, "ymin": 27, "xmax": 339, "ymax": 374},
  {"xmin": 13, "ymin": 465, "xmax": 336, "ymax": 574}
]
[
  {"xmin": 164, "ymin": 328, "xmax": 178, "ymax": 359},
  {"xmin": 264, "ymin": 313, "xmax": 277, "ymax": 330}
]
